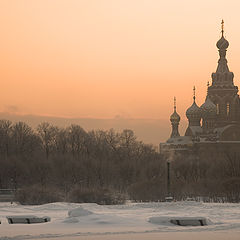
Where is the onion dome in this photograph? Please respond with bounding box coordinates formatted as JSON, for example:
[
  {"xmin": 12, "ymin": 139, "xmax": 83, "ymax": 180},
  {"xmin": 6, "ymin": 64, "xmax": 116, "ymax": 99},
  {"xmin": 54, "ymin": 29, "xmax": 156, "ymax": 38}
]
[
  {"xmin": 170, "ymin": 110, "xmax": 180, "ymax": 122},
  {"xmin": 186, "ymin": 86, "xmax": 201, "ymax": 120},
  {"xmin": 214, "ymin": 20, "xmax": 231, "ymax": 75},
  {"xmin": 170, "ymin": 97, "xmax": 180, "ymax": 122},
  {"xmin": 200, "ymin": 96, "xmax": 217, "ymax": 118},
  {"xmin": 186, "ymin": 101, "xmax": 201, "ymax": 119},
  {"xmin": 216, "ymin": 36, "xmax": 229, "ymax": 49},
  {"xmin": 216, "ymin": 20, "xmax": 229, "ymax": 49}
]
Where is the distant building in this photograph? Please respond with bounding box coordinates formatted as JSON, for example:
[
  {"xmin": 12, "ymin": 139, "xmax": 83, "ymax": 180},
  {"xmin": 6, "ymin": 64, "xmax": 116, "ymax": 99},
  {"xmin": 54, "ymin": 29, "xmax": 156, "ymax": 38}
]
[{"xmin": 160, "ymin": 21, "xmax": 240, "ymax": 156}]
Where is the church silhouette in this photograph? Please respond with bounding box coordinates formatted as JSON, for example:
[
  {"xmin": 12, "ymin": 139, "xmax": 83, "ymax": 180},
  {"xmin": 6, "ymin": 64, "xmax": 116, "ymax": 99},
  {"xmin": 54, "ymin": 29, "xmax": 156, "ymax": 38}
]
[{"xmin": 160, "ymin": 21, "xmax": 240, "ymax": 155}]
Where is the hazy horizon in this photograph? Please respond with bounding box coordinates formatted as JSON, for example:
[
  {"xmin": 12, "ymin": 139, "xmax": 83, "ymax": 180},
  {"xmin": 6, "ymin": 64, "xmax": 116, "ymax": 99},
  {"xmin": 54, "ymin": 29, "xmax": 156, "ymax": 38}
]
[{"xmin": 0, "ymin": 111, "xmax": 189, "ymax": 145}]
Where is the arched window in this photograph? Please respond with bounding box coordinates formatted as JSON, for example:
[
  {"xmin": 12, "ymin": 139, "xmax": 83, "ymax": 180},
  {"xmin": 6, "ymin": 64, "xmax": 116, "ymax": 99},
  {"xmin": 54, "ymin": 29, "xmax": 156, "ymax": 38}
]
[
  {"xmin": 226, "ymin": 102, "xmax": 230, "ymax": 116},
  {"xmin": 216, "ymin": 103, "xmax": 219, "ymax": 115}
]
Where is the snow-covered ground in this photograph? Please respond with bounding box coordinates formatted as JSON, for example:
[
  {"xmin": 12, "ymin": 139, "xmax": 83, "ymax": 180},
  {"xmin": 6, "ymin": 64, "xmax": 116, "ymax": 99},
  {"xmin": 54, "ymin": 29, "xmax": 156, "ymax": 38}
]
[{"xmin": 0, "ymin": 201, "xmax": 240, "ymax": 240}]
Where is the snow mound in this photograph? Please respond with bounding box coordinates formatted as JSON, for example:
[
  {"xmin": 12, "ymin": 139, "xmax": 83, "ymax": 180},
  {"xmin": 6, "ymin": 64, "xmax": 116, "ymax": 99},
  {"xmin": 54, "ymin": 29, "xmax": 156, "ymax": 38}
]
[{"xmin": 68, "ymin": 207, "xmax": 93, "ymax": 217}]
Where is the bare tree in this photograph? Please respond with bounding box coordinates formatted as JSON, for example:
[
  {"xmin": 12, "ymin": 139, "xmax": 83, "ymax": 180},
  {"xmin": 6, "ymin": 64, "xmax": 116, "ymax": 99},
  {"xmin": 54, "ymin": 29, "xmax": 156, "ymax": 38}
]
[
  {"xmin": 12, "ymin": 122, "xmax": 39, "ymax": 155},
  {"xmin": 37, "ymin": 122, "xmax": 58, "ymax": 159},
  {"xmin": 67, "ymin": 124, "xmax": 88, "ymax": 157},
  {"xmin": 0, "ymin": 120, "xmax": 12, "ymax": 158}
]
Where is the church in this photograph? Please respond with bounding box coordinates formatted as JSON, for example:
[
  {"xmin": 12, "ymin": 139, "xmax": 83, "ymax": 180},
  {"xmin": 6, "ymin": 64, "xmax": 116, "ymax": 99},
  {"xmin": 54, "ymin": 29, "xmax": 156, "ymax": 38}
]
[{"xmin": 160, "ymin": 21, "xmax": 240, "ymax": 155}]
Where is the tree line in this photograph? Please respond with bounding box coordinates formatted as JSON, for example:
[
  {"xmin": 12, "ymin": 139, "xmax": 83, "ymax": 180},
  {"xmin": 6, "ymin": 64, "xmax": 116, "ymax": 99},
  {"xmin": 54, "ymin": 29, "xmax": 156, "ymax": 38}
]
[{"xmin": 0, "ymin": 119, "xmax": 239, "ymax": 204}]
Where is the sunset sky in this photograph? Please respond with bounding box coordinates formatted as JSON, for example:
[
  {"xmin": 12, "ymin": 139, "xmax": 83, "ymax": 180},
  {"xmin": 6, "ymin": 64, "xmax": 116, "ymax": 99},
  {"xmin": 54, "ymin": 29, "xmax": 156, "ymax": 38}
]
[{"xmin": 1, "ymin": 0, "xmax": 240, "ymax": 124}]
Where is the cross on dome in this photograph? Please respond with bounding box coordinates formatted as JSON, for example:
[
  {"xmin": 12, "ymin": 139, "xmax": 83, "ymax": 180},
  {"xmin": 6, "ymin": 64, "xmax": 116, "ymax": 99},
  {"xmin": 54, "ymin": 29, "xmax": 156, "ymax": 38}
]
[
  {"xmin": 221, "ymin": 19, "xmax": 224, "ymax": 37},
  {"xmin": 174, "ymin": 96, "xmax": 176, "ymax": 111},
  {"xmin": 193, "ymin": 86, "xmax": 196, "ymax": 102}
]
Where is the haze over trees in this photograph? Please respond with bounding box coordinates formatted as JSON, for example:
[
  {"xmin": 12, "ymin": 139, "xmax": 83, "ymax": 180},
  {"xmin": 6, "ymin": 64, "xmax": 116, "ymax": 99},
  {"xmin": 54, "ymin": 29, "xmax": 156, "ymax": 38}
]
[{"xmin": 0, "ymin": 119, "xmax": 239, "ymax": 204}]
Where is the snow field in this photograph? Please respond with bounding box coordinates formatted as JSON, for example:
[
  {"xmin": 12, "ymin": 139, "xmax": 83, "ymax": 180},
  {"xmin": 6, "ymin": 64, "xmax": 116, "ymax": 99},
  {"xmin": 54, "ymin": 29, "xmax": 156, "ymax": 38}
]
[{"xmin": 0, "ymin": 201, "xmax": 239, "ymax": 239}]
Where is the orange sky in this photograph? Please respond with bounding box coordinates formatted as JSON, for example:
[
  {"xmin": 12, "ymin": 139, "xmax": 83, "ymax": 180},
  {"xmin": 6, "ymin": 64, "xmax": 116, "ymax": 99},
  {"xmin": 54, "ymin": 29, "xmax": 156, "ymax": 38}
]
[{"xmin": 1, "ymin": 0, "xmax": 240, "ymax": 123}]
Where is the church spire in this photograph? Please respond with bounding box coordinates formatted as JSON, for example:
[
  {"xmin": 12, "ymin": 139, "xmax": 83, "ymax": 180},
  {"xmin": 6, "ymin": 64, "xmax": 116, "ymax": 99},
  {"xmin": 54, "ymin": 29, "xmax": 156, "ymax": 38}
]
[
  {"xmin": 216, "ymin": 20, "xmax": 229, "ymax": 73},
  {"xmin": 211, "ymin": 20, "xmax": 234, "ymax": 89},
  {"xmin": 170, "ymin": 97, "xmax": 180, "ymax": 138}
]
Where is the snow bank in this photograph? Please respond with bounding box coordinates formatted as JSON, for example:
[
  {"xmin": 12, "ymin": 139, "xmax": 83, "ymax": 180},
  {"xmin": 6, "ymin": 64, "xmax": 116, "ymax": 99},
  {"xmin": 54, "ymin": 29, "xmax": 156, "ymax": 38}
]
[
  {"xmin": 64, "ymin": 206, "xmax": 94, "ymax": 224},
  {"xmin": 64, "ymin": 206, "xmax": 133, "ymax": 226},
  {"xmin": 68, "ymin": 207, "xmax": 93, "ymax": 217}
]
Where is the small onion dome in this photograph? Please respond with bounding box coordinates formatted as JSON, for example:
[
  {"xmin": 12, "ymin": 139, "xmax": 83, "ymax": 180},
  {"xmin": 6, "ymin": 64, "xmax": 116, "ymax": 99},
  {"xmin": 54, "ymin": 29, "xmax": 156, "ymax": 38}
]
[
  {"xmin": 200, "ymin": 96, "xmax": 217, "ymax": 118},
  {"xmin": 170, "ymin": 110, "xmax": 180, "ymax": 122},
  {"xmin": 186, "ymin": 101, "xmax": 201, "ymax": 119},
  {"xmin": 216, "ymin": 36, "xmax": 229, "ymax": 49}
]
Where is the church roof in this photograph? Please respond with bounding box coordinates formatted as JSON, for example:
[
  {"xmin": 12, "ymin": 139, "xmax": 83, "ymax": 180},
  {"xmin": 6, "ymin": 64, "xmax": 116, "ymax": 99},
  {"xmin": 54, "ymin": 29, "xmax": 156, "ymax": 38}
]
[
  {"xmin": 166, "ymin": 136, "xmax": 192, "ymax": 144},
  {"xmin": 187, "ymin": 126, "xmax": 202, "ymax": 135}
]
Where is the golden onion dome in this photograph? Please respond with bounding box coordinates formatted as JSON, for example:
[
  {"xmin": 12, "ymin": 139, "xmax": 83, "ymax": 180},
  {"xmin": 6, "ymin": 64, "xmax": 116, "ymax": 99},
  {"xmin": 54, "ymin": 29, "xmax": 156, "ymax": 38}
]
[
  {"xmin": 170, "ymin": 110, "xmax": 180, "ymax": 122},
  {"xmin": 170, "ymin": 96, "xmax": 180, "ymax": 122}
]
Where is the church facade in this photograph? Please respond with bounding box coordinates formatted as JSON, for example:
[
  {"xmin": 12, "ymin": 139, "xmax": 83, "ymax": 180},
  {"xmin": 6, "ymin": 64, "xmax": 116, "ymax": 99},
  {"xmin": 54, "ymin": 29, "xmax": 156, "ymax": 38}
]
[{"xmin": 160, "ymin": 22, "xmax": 240, "ymax": 155}]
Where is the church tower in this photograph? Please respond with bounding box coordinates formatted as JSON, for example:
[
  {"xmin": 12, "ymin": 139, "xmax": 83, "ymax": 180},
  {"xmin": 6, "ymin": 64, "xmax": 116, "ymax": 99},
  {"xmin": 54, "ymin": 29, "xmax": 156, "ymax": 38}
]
[
  {"xmin": 208, "ymin": 20, "xmax": 240, "ymax": 127},
  {"xmin": 170, "ymin": 97, "xmax": 180, "ymax": 138}
]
